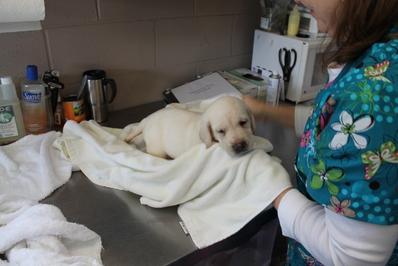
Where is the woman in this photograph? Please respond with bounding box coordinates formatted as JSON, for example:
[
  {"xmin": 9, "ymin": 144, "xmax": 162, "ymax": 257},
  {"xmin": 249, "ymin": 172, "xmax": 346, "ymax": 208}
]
[{"xmin": 244, "ymin": 0, "xmax": 398, "ymax": 265}]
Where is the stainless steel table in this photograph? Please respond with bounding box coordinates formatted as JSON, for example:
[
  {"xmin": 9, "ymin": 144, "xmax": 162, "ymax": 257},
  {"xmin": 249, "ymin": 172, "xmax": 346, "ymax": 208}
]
[{"xmin": 42, "ymin": 101, "xmax": 299, "ymax": 266}]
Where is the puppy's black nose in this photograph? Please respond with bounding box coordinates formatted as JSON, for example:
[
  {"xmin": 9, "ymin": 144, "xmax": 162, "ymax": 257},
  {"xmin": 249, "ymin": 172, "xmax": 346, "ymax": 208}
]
[{"xmin": 232, "ymin": 141, "xmax": 248, "ymax": 154}]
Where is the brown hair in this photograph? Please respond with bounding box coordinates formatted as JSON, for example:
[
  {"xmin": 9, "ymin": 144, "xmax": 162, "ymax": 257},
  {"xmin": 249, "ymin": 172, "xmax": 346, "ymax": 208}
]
[{"xmin": 327, "ymin": 0, "xmax": 398, "ymax": 65}]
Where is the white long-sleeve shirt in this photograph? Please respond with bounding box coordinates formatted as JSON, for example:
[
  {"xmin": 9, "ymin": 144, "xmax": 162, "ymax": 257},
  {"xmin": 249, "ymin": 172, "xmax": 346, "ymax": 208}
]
[
  {"xmin": 278, "ymin": 189, "xmax": 398, "ymax": 265},
  {"xmin": 278, "ymin": 89, "xmax": 398, "ymax": 265}
]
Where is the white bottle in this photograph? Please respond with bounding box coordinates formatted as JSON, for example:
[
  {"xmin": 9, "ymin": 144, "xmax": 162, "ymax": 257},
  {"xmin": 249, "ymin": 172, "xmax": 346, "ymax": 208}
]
[
  {"xmin": 267, "ymin": 71, "xmax": 281, "ymax": 106},
  {"xmin": 0, "ymin": 76, "xmax": 26, "ymax": 144},
  {"xmin": 257, "ymin": 84, "xmax": 267, "ymax": 102},
  {"xmin": 21, "ymin": 65, "xmax": 49, "ymax": 134}
]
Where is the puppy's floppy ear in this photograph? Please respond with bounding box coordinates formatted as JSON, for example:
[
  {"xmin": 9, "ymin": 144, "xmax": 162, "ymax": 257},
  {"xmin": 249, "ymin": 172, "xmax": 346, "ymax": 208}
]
[{"xmin": 199, "ymin": 115, "xmax": 214, "ymax": 147}]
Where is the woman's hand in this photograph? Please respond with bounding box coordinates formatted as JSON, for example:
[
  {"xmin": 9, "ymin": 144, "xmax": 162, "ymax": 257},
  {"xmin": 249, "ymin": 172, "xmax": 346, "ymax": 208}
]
[
  {"xmin": 242, "ymin": 95, "xmax": 268, "ymax": 119},
  {"xmin": 243, "ymin": 96, "xmax": 297, "ymax": 129},
  {"xmin": 273, "ymin": 187, "xmax": 294, "ymax": 209}
]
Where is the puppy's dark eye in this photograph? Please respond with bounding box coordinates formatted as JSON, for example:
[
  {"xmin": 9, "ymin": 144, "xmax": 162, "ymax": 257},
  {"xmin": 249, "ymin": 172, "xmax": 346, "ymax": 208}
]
[
  {"xmin": 239, "ymin": 120, "xmax": 248, "ymax": 127},
  {"xmin": 216, "ymin": 129, "xmax": 225, "ymax": 135}
]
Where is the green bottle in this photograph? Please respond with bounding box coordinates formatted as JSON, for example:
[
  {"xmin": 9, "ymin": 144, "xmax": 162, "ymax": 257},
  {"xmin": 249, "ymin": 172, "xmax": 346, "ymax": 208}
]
[{"xmin": 0, "ymin": 76, "xmax": 26, "ymax": 145}]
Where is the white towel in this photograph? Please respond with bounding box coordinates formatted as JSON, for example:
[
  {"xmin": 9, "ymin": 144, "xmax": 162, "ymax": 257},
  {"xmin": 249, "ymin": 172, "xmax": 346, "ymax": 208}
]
[
  {"xmin": 0, "ymin": 133, "xmax": 103, "ymax": 265},
  {"xmin": 0, "ymin": 132, "xmax": 72, "ymax": 200},
  {"xmin": 0, "ymin": 196, "xmax": 102, "ymax": 266},
  {"xmin": 58, "ymin": 118, "xmax": 291, "ymax": 248},
  {"xmin": 0, "ymin": 195, "xmax": 36, "ymax": 226}
]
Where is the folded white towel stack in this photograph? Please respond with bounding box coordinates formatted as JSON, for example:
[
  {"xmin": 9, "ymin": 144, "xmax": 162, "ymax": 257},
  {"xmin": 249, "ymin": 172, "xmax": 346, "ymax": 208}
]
[
  {"xmin": 0, "ymin": 199, "xmax": 102, "ymax": 266},
  {"xmin": 0, "ymin": 132, "xmax": 103, "ymax": 265}
]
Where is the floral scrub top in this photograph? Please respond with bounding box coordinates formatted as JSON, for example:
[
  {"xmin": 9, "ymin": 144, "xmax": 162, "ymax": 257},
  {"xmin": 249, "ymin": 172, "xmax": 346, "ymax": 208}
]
[{"xmin": 288, "ymin": 34, "xmax": 398, "ymax": 265}]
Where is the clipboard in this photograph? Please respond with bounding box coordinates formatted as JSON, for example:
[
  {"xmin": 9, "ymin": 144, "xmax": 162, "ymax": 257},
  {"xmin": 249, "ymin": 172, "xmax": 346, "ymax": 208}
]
[{"xmin": 163, "ymin": 73, "xmax": 241, "ymax": 104}]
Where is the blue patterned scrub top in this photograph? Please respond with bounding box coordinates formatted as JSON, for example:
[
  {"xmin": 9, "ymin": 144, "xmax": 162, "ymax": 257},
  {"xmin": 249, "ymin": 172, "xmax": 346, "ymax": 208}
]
[{"xmin": 292, "ymin": 33, "xmax": 398, "ymax": 265}]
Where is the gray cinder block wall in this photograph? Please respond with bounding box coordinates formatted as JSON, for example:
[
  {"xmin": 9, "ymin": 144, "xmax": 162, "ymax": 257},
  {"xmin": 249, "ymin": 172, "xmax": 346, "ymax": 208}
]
[{"xmin": 0, "ymin": 0, "xmax": 263, "ymax": 110}]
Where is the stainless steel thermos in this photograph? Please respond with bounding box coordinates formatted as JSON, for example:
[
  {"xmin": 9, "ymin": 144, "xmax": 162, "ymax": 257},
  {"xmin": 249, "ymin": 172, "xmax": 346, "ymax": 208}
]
[{"xmin": 78, "ymin": 70, "xmax": 117, "ymax": 123}]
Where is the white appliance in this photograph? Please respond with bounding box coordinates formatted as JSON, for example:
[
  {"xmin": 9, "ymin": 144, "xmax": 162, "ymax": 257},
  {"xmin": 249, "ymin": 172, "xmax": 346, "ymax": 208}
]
[{"xmin": 251, "ymin": 30, "xmax": 332, "ymax": 103}]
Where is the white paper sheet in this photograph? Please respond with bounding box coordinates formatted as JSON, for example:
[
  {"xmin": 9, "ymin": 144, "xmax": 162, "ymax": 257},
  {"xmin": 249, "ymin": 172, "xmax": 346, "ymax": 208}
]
[{"xmin": 171, "ymin": 73, "xmax": 241, "ymax": 103}]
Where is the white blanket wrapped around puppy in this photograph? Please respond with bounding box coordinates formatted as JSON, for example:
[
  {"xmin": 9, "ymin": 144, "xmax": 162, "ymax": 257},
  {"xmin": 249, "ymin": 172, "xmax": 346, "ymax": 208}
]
[{"xmin": 56, "ymin": 100, "xmax": 292, "ymax": 248}]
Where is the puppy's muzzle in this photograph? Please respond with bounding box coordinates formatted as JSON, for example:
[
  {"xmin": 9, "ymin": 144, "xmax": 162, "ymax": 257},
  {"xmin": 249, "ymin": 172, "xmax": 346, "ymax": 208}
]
[{"xmin": 232, "ymin": 141, "xmax": 248, "ymax": 154}]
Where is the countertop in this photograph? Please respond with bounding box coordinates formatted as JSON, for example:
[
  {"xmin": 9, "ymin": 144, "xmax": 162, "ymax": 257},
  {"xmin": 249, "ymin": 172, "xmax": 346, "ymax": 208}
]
[{"xmin": 42, "ymin": 101, "xmax": 299, "ymax": 266}]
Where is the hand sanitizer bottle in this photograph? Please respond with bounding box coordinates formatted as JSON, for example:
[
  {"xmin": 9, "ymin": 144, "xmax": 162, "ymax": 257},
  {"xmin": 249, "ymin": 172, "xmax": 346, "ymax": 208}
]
[
  {"xmin": 0, "ymin": 76, "xmax": 26, "ymax": 144},
  {"xmin": 287, "ymin": 5, "xmax": 301, "ymax": 36},
  {"xmin": 21, "ymin": 65, "xmax": 49, "ymax": 134}
]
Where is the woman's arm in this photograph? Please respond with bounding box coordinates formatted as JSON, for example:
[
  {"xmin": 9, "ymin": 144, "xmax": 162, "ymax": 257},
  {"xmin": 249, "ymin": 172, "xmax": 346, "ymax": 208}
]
[
  {"xmin": 243, "ymin": 96, "xmax": 313, "ymax": 136},
  {"xmin": 277, "ymin": 189, "xmax": 398, "ymax": 266},
  {"xmin": 243, "ymin": 96, "xmax": 296, "ymax": 129}
]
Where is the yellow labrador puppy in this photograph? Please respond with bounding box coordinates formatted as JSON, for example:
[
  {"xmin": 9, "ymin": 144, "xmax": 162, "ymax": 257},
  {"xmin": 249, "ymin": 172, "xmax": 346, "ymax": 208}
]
[{"xmin": 125, "ymin": 96, "xmax": 255, "ymax": 159}]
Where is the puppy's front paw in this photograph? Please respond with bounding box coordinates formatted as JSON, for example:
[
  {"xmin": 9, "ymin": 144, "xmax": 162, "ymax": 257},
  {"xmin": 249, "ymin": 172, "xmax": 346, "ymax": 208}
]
[{"xmin": 124, "ymin": 134, "xmax": 134, "ymax": 143}]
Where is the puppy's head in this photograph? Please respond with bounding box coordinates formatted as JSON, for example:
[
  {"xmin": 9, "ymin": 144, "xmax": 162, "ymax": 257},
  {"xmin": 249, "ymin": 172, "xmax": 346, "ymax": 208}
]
[{"xmin": 199, "ymin": 96, "xmax": 255, "ymax": 155}]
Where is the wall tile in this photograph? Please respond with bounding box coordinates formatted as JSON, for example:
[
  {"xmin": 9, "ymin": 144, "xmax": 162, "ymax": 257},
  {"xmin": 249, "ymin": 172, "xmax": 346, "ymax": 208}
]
[
  {"xmin": 0, "ymin": 1, "xmax": 261, "ymax": 109},
  {"xmin": 196, "ymin": 16, "xmax": 234, "ymax": 61},
  {"xmin": 196, "ymin": 54, "xmax": 251, "ymax": 75},
  {"xmin": 156, "ymin": 18, "xmax": 197, "ymax": 67},
  {"xmin": 232, "ymin": 14, "xmax": 259, "ymax": 56},
  {"xmin": 42, "ymin": 0, "xmax": 98, "ymax": 28},
  {"xmin": 156, "ymin": 16, "xmax": 233, "ymax": 67},
  {"xmin": 195, "ymin": 0, "xmax": 257, "ymax": 16},
  {"xmin": 45, "ymin": 21, "xmax": 155, "ymax": 92},
  {"xmin": 98, "ymin": 0, "xmax": 194, "ymax": 21},
  {"xmin": 56, "ymin": 64, "xmax": 197, "ymax": 111},
  {"xmin": 107, "ymin": 63, "xmax": 197, "ymax": 110},
  {"xmin": 0, "ymin": 31, "xmax": 48, "ymax": 83}
]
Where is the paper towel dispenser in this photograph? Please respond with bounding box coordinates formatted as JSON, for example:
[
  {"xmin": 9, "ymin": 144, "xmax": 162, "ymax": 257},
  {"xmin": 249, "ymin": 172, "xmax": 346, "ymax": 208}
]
[{"xmin": 0, "ymin": 0, "xmax": 45, "ymax": 34}]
